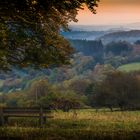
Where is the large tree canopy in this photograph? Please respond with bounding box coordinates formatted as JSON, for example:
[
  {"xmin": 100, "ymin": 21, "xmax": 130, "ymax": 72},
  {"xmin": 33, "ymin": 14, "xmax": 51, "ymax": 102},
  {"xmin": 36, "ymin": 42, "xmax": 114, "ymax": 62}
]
[{"xmin": 0, "ymin": 0, "xmax": 99, "ymax": 70}]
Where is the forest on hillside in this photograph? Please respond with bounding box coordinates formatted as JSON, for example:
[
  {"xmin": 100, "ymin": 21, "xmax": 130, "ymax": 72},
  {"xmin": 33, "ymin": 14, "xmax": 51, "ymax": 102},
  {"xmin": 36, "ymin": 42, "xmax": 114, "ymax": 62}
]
[{"xmin": 1, "ymin": 36, "xmax": 140, "ymax": 111}]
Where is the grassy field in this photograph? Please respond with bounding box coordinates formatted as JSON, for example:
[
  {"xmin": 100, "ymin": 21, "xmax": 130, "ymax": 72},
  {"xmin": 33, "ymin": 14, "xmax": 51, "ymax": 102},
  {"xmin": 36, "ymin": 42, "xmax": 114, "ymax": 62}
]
[
  {"xmin": 0, "ymin": 109, "xmax": 140, "ymax": 140},
  {"xmin": 118, "ymin": 62, "xmax": 140, "ymax": 72}
]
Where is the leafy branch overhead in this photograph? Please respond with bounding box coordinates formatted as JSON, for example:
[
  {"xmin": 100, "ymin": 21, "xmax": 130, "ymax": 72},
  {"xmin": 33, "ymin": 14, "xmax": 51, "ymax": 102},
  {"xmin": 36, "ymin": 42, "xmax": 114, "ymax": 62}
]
[{"xmin": 0, "ymin": 0, "xmax": 99, "ymax": 70}]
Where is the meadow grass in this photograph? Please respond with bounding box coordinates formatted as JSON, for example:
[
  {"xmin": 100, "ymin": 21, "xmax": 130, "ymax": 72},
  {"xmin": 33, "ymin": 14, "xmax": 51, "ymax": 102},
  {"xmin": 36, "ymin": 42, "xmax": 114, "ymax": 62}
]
[
  {"xmin": 0, "ymin": 109, "xmax": 140, "ymax": 140},
  {"xmin": 118, "ymin": 62, "xmax": 140, "ymax": 72}
]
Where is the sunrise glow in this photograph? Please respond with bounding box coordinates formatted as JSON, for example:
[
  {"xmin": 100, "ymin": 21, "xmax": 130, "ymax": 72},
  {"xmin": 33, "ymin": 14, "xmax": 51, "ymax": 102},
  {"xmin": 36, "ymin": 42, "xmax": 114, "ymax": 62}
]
[{"xmin": 72, "ymin": 0, "xmax": 140, "ymax": 25}]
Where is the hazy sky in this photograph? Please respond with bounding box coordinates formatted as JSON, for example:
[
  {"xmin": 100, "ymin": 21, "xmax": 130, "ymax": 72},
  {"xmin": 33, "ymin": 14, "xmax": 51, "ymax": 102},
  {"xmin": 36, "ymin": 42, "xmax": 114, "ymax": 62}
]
[{"xmin": 71, "ymin": 0, "xmax": 140, "ymax": 25}]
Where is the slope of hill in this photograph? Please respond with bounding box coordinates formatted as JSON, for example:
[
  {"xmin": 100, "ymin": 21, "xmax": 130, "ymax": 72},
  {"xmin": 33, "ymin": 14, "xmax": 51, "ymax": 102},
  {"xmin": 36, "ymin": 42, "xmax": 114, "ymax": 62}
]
[{"xmin": 70, "ymin": 40, "xmax": 104, "ymax": 63}]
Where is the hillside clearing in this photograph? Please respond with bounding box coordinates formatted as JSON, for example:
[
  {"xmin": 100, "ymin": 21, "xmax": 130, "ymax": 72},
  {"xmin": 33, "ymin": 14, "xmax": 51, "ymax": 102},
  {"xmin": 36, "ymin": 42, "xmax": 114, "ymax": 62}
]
[{"xmin": 118, "ymin": 63, "xmax": 140, "ymax": 72}]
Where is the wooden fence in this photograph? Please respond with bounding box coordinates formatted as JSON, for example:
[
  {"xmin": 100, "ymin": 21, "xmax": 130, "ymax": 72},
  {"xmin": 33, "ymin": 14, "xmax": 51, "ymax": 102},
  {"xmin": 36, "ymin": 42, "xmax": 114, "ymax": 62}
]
[{"xmin": 0, "ymin": 107, "xmax": 52, "ymax": 127}]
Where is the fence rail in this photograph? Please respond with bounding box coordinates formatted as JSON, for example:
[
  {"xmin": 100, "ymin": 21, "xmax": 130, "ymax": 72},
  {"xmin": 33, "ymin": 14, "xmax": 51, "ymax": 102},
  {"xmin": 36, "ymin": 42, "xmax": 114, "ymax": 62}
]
[{"xmin": 0, "ymin": 107, "xmax": 52, "ymax": 127}]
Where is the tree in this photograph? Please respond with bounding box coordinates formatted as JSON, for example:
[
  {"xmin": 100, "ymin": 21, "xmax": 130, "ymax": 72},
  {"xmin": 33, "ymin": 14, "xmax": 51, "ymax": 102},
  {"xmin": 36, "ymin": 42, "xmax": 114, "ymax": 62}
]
[
  {"xmin": 135, "ymin": 40, "xmax": 140, "ymax": 45},
  {"xmin": 0, "ymin": 0, "xmax": 99, "ymax": 70},
  {"xmin": 26, "ymin": 80, "xmax": 51, "ymax": 107},
  {"xmin": 69, "ymin": 79, "xmax": 91, "ymax": 95},
  {"xmin": 92, "ymin": 82, "xmax": 116, "ymax": 111},
  {"xmin": 92, "ymin": 71, "xmax": 140, "ymax": 111},
  {"xmin": 40, "ymin": 90, "xmax": 87, "ymax": 112}
]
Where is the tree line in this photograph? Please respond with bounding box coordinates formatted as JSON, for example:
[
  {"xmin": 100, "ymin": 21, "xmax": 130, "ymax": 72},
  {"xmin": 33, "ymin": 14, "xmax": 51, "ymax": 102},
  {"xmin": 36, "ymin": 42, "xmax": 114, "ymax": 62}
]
[{"xmin": 1, "ymin": 70, "xmax": 140, "ymax": 112}]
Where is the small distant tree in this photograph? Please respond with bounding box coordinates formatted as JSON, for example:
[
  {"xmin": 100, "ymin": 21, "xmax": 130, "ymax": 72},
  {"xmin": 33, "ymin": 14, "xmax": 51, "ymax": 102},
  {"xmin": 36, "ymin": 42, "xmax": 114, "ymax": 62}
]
[{"xmin": 25, "ymin": 80, "xmax": 51, "ymax": 107}]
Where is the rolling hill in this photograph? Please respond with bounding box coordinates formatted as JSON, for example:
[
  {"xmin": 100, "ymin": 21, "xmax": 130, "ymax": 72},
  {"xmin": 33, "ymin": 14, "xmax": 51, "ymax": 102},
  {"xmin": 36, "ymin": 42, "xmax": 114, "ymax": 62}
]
[{"xmin": 100, "ymin": 30, "xmax": 140, "ymax": 44}]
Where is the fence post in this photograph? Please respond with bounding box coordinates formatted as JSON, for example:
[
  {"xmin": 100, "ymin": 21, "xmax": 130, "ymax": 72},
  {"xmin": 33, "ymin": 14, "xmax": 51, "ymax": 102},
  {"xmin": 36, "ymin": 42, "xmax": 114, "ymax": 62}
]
[
  {"xmin": 39, "ymin": 107, "xmax": 43, "ymax": 128},
  {"xmin": 0, "ymin": 107, "xmax": 4, "ymax": 126}
]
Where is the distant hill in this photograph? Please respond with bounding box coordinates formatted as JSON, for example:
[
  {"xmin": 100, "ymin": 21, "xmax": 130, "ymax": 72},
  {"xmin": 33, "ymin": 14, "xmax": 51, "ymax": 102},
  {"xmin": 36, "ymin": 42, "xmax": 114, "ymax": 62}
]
[
  {"xmin": 100, "ymin": 30, "xmax": 140, "ymax": 44},
  {"xmin": 69, "ymin": 25, "xmax": 129, "ymax": 31},
  {"xmin": 61, "ymin": 31, "xmax": 106, "ymax": 40}
]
